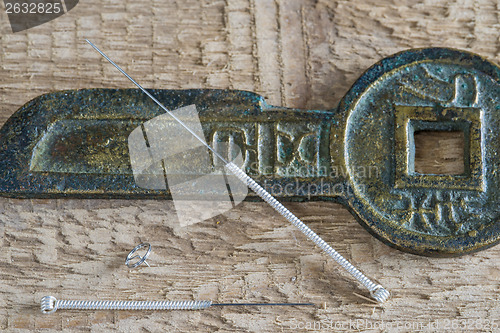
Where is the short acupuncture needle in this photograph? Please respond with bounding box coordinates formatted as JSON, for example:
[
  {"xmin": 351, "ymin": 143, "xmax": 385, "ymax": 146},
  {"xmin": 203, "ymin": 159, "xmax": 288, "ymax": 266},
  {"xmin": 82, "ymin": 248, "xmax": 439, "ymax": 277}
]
[
  {"xmin": 41, "ymin": 296, "xmax": 314, "ymax": 314},
  {"xmin": 85, "ymin": 39, "xmax": 390, "ymax": 303}
]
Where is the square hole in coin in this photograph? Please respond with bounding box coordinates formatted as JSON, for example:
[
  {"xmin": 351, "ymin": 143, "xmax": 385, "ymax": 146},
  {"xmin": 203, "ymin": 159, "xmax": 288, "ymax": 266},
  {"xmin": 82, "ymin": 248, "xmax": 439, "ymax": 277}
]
[{"xmin": 414, "ymin": 130, "xmax": 464, "ymax": 175}]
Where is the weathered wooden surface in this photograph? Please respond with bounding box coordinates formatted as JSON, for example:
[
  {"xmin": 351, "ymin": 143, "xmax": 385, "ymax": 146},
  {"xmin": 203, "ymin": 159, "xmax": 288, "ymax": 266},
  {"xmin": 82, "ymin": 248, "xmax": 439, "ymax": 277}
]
[{"xmin": 1, "ymin": 0, "xmax": 499, "ymax": 332}]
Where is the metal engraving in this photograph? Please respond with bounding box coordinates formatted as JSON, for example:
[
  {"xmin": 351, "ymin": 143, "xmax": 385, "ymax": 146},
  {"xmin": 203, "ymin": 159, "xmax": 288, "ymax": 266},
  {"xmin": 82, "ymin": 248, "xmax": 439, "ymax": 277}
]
[
  {"xmin": 342, "ymin": 49, "xmax": 500, "ymax": 256},
  {"xmin": 1, "ymin": 48, "xmax": 500, "ymax": 256}
]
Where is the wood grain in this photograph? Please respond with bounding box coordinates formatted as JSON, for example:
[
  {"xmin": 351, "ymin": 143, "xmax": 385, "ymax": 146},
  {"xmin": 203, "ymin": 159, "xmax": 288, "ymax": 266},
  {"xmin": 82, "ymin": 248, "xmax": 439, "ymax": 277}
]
[{"xmin": 1, "ymin": 0, "xmax": 500, "ymax": 332}]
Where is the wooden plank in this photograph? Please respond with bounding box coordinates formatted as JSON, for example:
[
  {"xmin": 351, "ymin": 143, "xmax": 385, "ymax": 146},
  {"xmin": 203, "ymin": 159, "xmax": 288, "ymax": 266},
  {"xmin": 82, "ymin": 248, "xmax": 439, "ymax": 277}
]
[{"xmin": 1, "ymin": 0, "xmax": 500, "ymax": 332}]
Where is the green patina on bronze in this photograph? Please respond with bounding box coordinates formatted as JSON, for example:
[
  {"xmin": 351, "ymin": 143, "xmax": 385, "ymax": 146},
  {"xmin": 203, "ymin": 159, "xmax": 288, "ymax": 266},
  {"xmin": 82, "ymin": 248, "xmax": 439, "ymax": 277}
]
[{"xmin": 1, "ymin": 48, "xmax": 499, "ymax": 257}]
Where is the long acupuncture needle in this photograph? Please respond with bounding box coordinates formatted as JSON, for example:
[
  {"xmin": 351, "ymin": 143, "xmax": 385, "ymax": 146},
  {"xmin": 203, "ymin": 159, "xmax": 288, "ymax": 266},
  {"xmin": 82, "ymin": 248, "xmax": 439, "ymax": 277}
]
[
  {"xmin": 85, "ymin": 39, "xmax": 390, "ymax": 303},
  {"xmin": 41, "ymin": 296, "xmax": 313, "ymax": 314}
]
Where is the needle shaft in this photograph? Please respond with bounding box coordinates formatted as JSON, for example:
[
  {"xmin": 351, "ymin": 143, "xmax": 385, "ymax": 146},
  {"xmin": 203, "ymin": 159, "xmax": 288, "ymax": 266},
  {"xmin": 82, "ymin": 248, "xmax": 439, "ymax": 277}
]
[{"xmin": 85, "ymin": 39, "xmax": 228, "ymax": 164}]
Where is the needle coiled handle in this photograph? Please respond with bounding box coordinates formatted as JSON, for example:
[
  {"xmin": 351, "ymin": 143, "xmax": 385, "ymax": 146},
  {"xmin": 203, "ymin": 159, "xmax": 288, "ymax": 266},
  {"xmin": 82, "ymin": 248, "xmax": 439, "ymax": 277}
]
[{"xmin": 41, "ymin": 296, "xmax": 212, "ymax": 314}]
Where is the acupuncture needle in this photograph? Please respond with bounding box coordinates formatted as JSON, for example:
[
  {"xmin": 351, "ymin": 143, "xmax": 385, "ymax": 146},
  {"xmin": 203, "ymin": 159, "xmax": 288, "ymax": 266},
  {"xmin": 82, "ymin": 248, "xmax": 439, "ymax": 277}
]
[
  {"xmin": 85, "ymin": 39, "xmax": 390, "ymax": 303},
  {"xmin": 41, "ymin": 296, "xmax": 314, "ymax": 314}
]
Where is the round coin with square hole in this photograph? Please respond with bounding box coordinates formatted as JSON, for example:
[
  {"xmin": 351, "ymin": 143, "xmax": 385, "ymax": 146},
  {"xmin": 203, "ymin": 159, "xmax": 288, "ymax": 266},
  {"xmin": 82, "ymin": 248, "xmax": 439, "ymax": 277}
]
[{"xmin": 341, "ymin": 48, "xmax": 500, "ymax": 256}]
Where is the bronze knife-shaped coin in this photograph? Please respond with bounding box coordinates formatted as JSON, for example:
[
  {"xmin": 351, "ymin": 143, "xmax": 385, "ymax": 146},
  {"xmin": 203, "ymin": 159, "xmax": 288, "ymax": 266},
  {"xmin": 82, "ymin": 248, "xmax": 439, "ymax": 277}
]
[{"xmin": 1, "ymin": 48, "xmax": 499, "ymax": 257}]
